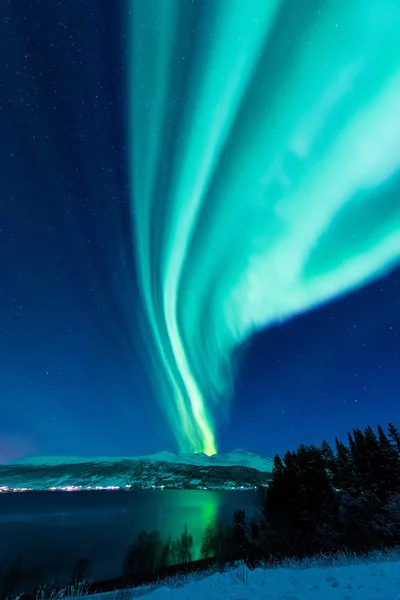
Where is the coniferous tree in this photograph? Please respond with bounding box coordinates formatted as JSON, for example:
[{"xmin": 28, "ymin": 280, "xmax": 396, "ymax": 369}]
[
  {"xmin": 347, "ymin": 432, "xmax": 358, "ymax": 480},
  {"xmin": 337, "ymin": 489, "xmax": 388, "ymax": 551},
  {"xmin": 376, "ymin": 424, "xmax": 400, "ymax": 499},
  {"xmin": 334, "ymin": 438, "xmax": 355, "ymax": 492},
  {"xmin": 349, "ymin": 428, "xmax": 372, "ymax": 491},
  {"xmin": 383, "ymin": 492, "xmax": 400, "ymax": 541},
  {"xmin": 377, "ymin": 424, "xmax": 391, "ymax": 448},
  {"xmin": 321, "ymin": 440, "xmax": 336, "ymax": 481},
  {"xmin": 260, "ymin": 454, "xmax": 285, "ymax": 523},
  {"xmin": 363, "ymin": 425, "xmax": 381, "ymax": 493},
  {"xmin": 232, "ymin": 509, "xmax": 248, "ymax": 559},
  {"xmin": 248, "ymin": 517, "xmax": 260, "ymax": 549},
  {"xmin": 263, "ymin": 445, "xmax": 338, "ymax": 556},
  {"xmin": 388, "ymin": 423, "xmax": 400, "ymax": 453},
  {"xmin": 272, "ymin": 454, "xmax": 285, "ymax": 476},
  {"xmin": 256, "ymin": 422, "xmax": 400, "ymax": 561}
]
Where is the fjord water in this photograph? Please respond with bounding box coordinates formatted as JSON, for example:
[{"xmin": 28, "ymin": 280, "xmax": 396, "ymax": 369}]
[{"xmin": 0, "ymin": 490, "xmax": 258, "ymax": 583}]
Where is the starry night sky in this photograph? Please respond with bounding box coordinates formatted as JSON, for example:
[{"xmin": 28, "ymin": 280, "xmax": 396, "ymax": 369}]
[{"xmin": 1, "ymin": 1, "xmax": 399, "ymax": 463}]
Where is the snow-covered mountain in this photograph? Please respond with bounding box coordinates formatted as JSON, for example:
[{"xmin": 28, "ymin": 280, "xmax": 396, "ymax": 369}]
[
  {"xmin": 11, "ymin": 449, "xmax": 273, "ymax": 472},
  {"xmin": 1, "ymin": 450, "xmax": 273, "ymax": 491}
]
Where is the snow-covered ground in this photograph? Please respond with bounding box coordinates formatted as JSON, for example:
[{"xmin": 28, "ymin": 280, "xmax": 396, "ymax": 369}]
[{"xmin": 92, "ymin": 551, "xmax": 400, "ymax": 600}]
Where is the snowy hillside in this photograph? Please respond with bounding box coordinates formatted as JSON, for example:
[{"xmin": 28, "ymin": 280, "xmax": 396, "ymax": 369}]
[
  {"xmin": 94, "ymin": 551, "xmax": 400, "ymax": 600},
  {"xmin": 0, "ymin": 450, "xmax": 273, "ymax": 491},
  {"xmin": 11, "ymin": 449, "xmax": 273, "ymax": 472}
]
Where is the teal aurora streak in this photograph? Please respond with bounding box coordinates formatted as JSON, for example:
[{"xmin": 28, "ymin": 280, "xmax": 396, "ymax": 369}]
[{"xmin": 127, "ymin": 0, "xmax": 400, "ymax": 455}]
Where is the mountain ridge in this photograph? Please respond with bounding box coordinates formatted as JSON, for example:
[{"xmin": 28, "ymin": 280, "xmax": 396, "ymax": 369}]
[
  {"xmin": 9, "ymin": 448, "xmax": 273, "ymax": 473},
  {"xmin": 1, "ymin": 449, "xmax": 273, "ymax": 491}
]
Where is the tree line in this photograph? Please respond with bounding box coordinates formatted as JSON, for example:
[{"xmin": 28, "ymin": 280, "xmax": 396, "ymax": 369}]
[
  {"xmin": 121, "ymin": 422, "xmax": 400, "ymax": 579},
  {"xmin": 240, "ymin": 422, "xmax": 400, "ymax": 560}
]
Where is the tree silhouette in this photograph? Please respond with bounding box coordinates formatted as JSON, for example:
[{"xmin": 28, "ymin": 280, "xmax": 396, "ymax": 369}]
[
  {"xmin": 388, "ymin": 423, "xmax": 400, "ymax": 452},
  {"xmin": 232, "ymin": 509, "xmax": 249, "ymax": 559},
  {"xmin": 258, "ymin": 423, "xmax": 400, "ymax": 558}
]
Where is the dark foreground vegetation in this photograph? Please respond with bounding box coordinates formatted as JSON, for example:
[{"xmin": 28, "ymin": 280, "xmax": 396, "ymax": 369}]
[{"xmin": 3, "ymin": 422, "xmax": 400, "ymax": 598}]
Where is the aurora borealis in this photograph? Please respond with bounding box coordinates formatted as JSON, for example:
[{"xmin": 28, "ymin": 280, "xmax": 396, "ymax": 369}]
[
  {"xmin": 128, "ymin": 0, "xmax": 400, "ymax": 455},
  {"xmin": 1, "ymin": 0, "xmax": 400, "ymax": 463}
]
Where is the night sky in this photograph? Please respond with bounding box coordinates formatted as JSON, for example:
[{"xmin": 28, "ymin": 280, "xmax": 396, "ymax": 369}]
[{"xmin": 1, "ymin": 1, "xmax": 399, "ymax": 463}]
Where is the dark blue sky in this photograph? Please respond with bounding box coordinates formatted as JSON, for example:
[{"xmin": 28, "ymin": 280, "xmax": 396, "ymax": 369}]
[{"xmin": 1, "ymin": 1, "xmax": 399, "ymax": 463}]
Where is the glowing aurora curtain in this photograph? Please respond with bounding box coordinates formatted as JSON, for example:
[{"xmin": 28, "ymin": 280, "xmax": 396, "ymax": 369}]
[{"xmin": 127, "ymin": 0, "xmax": 400, "ymax": 454}]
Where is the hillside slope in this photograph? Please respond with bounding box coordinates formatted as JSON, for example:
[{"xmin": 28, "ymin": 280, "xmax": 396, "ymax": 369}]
[{"xmin": 1, "ymin": 450, "xmax": 273, "ymax": 491}]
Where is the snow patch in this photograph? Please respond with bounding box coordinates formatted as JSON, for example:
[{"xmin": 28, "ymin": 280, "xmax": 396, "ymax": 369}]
[{"xmin": 91, "ymin": 549, "xmax": 400, "ymax": 600}]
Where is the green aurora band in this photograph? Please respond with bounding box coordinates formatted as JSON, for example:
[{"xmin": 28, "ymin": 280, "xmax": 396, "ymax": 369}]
[{"xmin": 127, "ymin": 0, "xmax": 400, "ymax": 455}]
